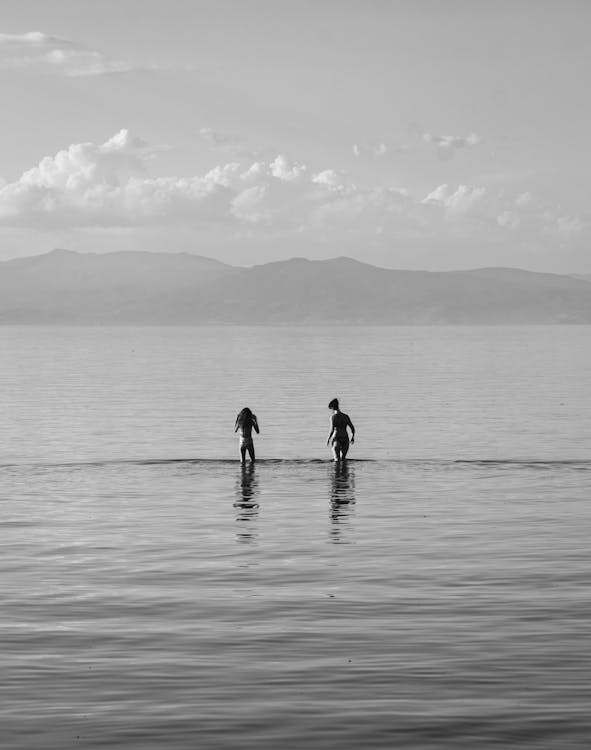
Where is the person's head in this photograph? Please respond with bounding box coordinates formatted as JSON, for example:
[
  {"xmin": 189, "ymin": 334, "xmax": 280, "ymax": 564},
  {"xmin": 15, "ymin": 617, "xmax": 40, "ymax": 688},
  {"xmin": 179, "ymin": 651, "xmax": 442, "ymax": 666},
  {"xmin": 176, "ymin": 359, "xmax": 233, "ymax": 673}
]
[
  {"xmin": 328, "ymin": 398, "xmax": 339, "ymax": 411},
  {"xmin": 236, "ymin": 407, "xmax": 253, "ymax": 424}
]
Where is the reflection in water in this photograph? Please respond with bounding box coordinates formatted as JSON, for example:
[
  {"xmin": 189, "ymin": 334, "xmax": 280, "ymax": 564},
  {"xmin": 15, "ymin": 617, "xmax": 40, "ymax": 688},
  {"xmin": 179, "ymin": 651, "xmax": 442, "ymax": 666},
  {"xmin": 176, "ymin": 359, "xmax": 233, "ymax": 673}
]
[
  {"xmin": 329, "ymin": 462, "xmax": 356, "ymax": 544},
  {"xmin": 234, "ymin": 464, "xmax": 259, "ymax": 544}
]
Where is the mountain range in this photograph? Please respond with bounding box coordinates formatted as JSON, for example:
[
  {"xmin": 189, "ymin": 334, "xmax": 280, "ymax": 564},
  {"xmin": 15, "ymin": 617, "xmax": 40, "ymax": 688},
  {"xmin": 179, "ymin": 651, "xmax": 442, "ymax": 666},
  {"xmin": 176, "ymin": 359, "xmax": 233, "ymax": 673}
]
[{"xmin": 1, "ymin": 249, "xmax": 591, "ymax": 324}]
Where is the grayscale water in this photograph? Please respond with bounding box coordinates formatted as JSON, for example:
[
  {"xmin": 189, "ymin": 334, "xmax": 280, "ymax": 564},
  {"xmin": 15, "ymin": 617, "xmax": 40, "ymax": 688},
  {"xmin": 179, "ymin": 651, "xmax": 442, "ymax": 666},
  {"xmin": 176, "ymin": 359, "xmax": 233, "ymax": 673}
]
[{"xmin": 1, "ymin": 326, "xmax": 590, "ymax": 749}]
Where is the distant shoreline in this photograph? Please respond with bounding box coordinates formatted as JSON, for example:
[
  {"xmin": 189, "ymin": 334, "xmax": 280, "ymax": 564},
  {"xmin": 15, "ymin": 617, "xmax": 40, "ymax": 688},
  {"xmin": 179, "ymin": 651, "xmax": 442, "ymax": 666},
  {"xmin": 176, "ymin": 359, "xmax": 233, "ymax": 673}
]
[
  {"xmin": 2, "ymin": 250, "xmax": 591, "ymax": 325},
  {"xmin": 2, "ymin": 321, "xmax": 591, "ymax": 327}
]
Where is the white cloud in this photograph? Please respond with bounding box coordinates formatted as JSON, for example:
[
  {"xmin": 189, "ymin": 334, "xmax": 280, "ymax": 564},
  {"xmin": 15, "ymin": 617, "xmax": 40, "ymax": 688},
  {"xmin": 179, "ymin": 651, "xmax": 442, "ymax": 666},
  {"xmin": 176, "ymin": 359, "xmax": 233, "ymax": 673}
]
[
  {"xmin": 231, "ymin": 185, "xmax": 269, "ymax": 224},
  {"xmin": 46, "ymin": 48, "xmax": 134, "ymax": 76},
  {"xmin": 269, "ymin": 155, "xmax": 307, "ymax": 182},
  {"xmin": 312, "ymin": 170, "xmax": 343, "ymax": 188},
  {"xmin": 0, "ymin": 130, "xmax": 584, "ymax": 249},
  {"xmin": 0, "ymin": 30, "xmax": 144, "ymax": 76},
  {"xmin": 422, "ymin": 131, "xmax": 482, "ymax": 160},
  {"xmin": 422, "ymin": 184, "xmax": 486, "ymax": 215},
  {"xmin": 0, "ymin": 131, "xmax": 417, "ymax": 234}
]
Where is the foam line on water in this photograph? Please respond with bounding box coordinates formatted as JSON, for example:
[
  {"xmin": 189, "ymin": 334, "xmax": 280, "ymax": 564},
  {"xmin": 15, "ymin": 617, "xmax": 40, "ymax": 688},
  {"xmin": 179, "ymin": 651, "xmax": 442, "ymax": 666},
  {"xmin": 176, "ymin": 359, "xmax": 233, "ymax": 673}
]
[{"xmin": 1, "ymin": 457, "xmax": 590, "ymax": 471}]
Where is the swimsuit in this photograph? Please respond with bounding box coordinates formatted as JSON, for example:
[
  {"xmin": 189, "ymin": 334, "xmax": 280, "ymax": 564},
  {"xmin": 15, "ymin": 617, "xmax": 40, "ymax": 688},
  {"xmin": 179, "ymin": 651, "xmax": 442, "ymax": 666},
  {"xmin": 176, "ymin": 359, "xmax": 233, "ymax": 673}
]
[{"xmin": 332, "ymin": 434, "xmax": 349, "ymax": 450}]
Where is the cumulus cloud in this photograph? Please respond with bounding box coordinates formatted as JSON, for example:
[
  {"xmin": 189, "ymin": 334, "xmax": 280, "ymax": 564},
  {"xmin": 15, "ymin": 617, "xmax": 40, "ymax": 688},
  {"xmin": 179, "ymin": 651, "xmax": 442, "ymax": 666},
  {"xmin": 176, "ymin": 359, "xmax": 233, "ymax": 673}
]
[
  {"xmin": 422, "ymin": 184, "xmax": 487, "ymax": 214},
  {"xmin": 0, "ymin": 130, "xmax": 186, "ymax": 226},
  {"xmin": 422, "ymin": 131, "xmax": 481, "ymax": 160},
  {"xmin": 0, "ymin": 30, "xmax": 143, "ymax": 76},
  {"xmin": 0, "ymin": 131, "xmax": 418, "ymax": 236},
  {"xmin": 495, "ymin": 193, "xmax": 586, "ymax": 239},
  {"xmin": 0, "ymin": 130, "xmax": 584, "ymax": 248},
  {"xmin": 421, "ymin": 182, "xmax": 585, "ymax": 241},
  {"xmin": 269, "ymin": 155, "xmax": 307, "ymax": 182},
  {"xmin": 0, "ymin": 132, "xmax": 315, "ymax": 229}
]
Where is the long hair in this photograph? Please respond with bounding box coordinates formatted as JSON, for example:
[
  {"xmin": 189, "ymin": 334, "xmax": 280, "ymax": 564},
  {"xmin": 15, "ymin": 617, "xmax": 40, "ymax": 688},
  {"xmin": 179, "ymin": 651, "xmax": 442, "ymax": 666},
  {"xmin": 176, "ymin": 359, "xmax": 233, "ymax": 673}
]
[{"xmin": 235, "ymin": 407, "xmax": 255, "ymax": 428}]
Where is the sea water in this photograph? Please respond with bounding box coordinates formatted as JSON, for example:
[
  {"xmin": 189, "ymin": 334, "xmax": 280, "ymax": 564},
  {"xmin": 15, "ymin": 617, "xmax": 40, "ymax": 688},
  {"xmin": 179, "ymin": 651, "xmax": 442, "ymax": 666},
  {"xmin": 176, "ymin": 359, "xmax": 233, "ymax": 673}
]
[{"xmin": 1, "ymin": 326, "xmax": 590, "ymax": 749}]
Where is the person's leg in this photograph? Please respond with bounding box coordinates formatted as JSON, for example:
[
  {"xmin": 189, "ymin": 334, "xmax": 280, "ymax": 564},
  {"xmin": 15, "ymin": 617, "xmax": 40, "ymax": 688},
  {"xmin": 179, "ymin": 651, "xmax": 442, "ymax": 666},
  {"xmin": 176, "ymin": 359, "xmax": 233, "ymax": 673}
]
[
  {"xmin": 332, "ymin": 440, "xmax": 341, "ymax": 462},
  {"xmin": 341, "ymin": 440, "xmax": 350, "ymax": 460},
  {"xmin": 247, "ymin": 441, "xmax": 256, "ymax": 463},
  {"xmin": 240, "ymin": 442, "xmax": 247, "ymax": 463}
]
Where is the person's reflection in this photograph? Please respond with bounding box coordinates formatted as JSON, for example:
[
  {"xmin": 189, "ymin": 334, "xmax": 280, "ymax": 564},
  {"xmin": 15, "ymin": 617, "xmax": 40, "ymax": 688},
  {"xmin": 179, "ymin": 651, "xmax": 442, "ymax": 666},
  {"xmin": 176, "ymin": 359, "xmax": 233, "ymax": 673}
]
[
  {"xmin": 234, "ymin": 463, "xmax": 259, "ymax": 544},
  {"xmin": 329, "ymin": 461, "xmax": 356, "ymax": 544}
]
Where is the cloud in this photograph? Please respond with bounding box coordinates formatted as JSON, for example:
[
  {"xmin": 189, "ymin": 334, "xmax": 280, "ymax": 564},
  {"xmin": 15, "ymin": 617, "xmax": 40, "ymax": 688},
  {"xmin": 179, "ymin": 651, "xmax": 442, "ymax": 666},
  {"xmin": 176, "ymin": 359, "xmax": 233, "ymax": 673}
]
[
  {"xmin": 422, "ymin": 131, "xmax": 481, "ymax": 160},
  {"xmin": 0, "ymin": 31, "xmax": 64, "ymax": 46},
  {"xmin": 352, "ymin": 142, "xmax": 388, "ymax": 159},
  {"xmin": 0, "ymin": 130, "xmax": 584, "ymax": 249},
  {"xmin": 0, "ymin": 30, "xmax": 145, "ymax": 76},
  {"xmin": 312, "ymin": 170, "xmax": 343, "ymax": 187},
  {"xmin": 421, "ymin": 182, "xmax": 585, "ymax": 241},
  {"xmin": 497, "ymin": 210, "xmax": 520, "ymax": 230},
  {"xmin": 352, "ymin": 130, "xmax": 480, "ymax": 161},
  {"xmin": 422, "ymin": 184, "xmax": 487, "ymax": 215},
  {"xmin": 554, "ymin": 215, "xmax": 584, "ymax": 237},
  {"xmin": 0, "ymin": 132, "xmax": 416, "ymax": 235},
  {"xmin": 0, "ymin": 130, "xmax": 183, "ymax": 227}
]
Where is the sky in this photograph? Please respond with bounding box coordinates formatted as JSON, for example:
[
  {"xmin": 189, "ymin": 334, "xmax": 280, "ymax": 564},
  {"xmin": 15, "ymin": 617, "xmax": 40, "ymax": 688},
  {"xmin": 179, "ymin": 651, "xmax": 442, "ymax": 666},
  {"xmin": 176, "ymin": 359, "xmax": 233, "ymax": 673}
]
[{"xmin": 0, "ymin": 0, "xmax": 589, "ymax": 272}]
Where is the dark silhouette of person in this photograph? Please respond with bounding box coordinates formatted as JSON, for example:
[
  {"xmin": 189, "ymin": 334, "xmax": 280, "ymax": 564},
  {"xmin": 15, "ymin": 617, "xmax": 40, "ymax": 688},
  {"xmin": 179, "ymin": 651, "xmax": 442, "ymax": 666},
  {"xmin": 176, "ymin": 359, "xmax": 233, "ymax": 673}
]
[
  {"xmin": 234, "ymin": 407, "xmax": 260, "ymax": 463},
  {"xmin": 326, "ymin": 398, "xmax": 355, "ymax": 462}
]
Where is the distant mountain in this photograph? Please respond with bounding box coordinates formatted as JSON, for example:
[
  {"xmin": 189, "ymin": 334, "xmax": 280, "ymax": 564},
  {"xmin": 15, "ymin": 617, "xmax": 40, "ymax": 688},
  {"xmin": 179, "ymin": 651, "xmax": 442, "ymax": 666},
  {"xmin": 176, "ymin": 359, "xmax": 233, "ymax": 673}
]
[
  {"xmin": 0, "ymin": 249, "xmax": 236, "ymax": 323},
  {"xmin": 1, "ymin": 250, "xmax": 591, "ymax": 324},
  {"xmin": 571, "ymin": 273, "xmax": 591, "ymax": 283}
]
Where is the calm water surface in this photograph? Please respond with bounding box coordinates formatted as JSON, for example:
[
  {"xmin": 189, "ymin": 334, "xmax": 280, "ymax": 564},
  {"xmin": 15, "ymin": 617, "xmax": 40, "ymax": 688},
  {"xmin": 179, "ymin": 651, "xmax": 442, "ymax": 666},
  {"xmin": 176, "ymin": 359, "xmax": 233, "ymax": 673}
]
[{"xmin": 1, "ymin": 326, "xmax": 590, "ymax": 749}]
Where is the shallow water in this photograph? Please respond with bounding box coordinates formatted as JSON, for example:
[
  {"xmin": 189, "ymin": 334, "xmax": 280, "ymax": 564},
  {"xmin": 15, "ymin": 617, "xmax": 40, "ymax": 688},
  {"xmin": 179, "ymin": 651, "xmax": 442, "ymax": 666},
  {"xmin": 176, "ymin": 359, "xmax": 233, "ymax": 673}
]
[{"xmin": 1, "ymin": 327, "xmax": 590, "ymax": 748}]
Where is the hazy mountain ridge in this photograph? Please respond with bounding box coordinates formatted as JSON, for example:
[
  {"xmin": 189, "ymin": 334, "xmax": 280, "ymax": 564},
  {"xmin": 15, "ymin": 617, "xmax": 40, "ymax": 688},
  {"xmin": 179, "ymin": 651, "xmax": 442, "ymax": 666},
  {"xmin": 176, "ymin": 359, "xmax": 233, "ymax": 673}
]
[
  {"xmin": 0, "ymin": 249, "xmax": 236, "ymax": 323},
  {"xmin": 1, "ymin": 250, "xmax": 591, "ymax": 324}
]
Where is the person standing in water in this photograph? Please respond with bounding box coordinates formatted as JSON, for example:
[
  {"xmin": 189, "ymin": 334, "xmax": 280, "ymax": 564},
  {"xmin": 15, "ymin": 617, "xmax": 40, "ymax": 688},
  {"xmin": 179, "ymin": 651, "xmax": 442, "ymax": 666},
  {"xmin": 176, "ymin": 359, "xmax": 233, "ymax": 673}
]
[
  {"xmin": 235, "ymin": 407, "xmax": 260, "ymax": 463},
  {"xmin": 326, "ymin": 398, "xmax": 355, "ymax": 462}
]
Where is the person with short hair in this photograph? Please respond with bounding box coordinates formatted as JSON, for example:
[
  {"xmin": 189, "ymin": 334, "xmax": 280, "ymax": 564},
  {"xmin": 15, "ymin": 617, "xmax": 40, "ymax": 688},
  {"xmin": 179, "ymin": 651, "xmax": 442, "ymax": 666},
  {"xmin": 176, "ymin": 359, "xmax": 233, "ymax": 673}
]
[
  {"xmin": 235, "ymin": 407, "xmax": 260, "ymax": 463},
  {"xmin": 326, "ymin": 398, "xmax": 355, "ymax": 462}
]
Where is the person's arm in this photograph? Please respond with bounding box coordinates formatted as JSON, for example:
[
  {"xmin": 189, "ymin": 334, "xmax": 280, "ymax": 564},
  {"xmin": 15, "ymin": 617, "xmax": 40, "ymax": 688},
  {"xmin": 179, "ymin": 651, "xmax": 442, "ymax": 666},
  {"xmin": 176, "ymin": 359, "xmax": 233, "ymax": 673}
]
[
  {"xmin": 253, "ymin": 416, "xmax": 260, "ymax": 434},
  {"xmin": 234, "ymin": 417, "xmax": 240, "ymax": 433},
  {"xmin": 326, "ymin": 415, "xmax": 335, "ymax": 446},
  {"xmin": 348, "ymin": 416, "xmax": 355, "ymax": 443}
]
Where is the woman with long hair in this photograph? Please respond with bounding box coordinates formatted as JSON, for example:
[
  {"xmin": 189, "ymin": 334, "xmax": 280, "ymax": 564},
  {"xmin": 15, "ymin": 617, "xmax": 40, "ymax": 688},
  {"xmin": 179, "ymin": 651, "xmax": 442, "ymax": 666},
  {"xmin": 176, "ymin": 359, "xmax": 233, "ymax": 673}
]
[{"xmin": 234, "ymin": 407, "xmax": 260, "ymax": 463}]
